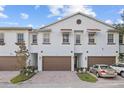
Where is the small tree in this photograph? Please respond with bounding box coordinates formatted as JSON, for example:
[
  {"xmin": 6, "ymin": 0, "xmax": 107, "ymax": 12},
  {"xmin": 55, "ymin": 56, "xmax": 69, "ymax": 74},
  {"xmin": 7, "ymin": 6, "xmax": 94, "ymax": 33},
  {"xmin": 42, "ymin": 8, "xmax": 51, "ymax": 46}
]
[
  {"xmin": 118, "ymin": 53, "xmax": 124, "ymax": 63},
  {"xmin": 114, "ymin": 11, "xmax": 124, "ymax": 34},
  {"xmin": 15, "ymin": 41, "xmax": 30, "ymax": 69},
  {"xmin": 114, "ymin": 10, "xmax": 124, "ymax": 63}
]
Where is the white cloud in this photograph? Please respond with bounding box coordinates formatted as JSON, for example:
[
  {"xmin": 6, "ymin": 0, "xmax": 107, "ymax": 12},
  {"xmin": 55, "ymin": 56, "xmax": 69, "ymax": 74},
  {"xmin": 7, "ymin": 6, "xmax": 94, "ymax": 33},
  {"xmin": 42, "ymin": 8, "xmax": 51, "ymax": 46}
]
[
  {"xmin": 34, "ymin": 5, "xmax": 40, "ymax": 9},
  {"xmin": 57, "ymin": 17, "xmax": 62, "ymax": 20},
  {"xmin": 0, "ymin": 12, "xmax": 8, "ymax": 18},
  {"xmin": 0, "ymin": 6, "xmax": 8, "ymax": 19},
  {"xmin": 0, "ymin": 6, "xmax": 4, "ymax": 12},
  {"xmin": 105, "ymin": 19, "xmax": 113, "ymax": 24},
  {"xmin": 105, "ymin": 19, "xmax": 124, "ymax": 24},
  {"xmin": 37, "ymin": 24, "xmax": 45, "ymax": 28},
  {"xmin": 118, "ymin": 9, "xmax": 124, "ymax": 14},
  {"xmin": 48, "ymin": 5, "xmax": 64, "ymax": 17},
  {"xmin": 116, "ymin": 19, "xmax": 124, "ymax": 24},
  {"xmin": 0, "ymin": 22, "xmax": 18, "ymax": 26},
  {"xmin": 48, "ymin": 5, "xmax": 96, "ymax": 18},
  {"xmin": 20, "ymin": 13, "xmax": 29, "ymax": 19},
  {"xmin": 27, "ymin": 24, "xmax": 33, "ymax": 27},
  {"xmin": 36, "ymin": 24, "xmax": 45, "ymax": 28},
  {"xmin": 41, "ymin": 24, "xmax": 45, "ymax": 27}
]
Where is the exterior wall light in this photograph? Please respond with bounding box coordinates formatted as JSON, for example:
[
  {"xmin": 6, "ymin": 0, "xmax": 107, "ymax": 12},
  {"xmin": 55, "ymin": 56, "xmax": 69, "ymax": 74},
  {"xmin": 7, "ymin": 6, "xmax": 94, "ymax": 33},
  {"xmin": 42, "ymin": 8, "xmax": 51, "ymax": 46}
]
[{"xmin": 71, "ymin": 51, "xmax": 73, "ymax": 53}]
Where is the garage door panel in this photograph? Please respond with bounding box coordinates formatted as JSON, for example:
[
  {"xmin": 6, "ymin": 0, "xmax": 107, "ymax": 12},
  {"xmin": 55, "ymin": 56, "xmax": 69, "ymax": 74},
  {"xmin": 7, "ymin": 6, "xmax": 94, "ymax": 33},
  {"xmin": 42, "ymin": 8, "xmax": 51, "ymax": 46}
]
[
  {"xmin": 88, "ymin": 56, "xmax": 115, "ymax": 67},
  {"xmin": 43, "ymin": 56, "xmax": 71, "ymax": 71},
  {"xmin": 0, "ymin": 56, "xmax": 25, "ymax": 71}
]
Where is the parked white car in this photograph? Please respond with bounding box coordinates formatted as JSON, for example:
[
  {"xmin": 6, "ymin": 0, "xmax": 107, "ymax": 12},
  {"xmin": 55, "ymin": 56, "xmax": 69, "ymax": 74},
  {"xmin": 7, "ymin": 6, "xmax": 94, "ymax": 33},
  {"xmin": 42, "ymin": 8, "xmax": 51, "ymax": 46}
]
[{"xmin": 110, "ymin": 63, "xmax": 124, "ymax": 77}]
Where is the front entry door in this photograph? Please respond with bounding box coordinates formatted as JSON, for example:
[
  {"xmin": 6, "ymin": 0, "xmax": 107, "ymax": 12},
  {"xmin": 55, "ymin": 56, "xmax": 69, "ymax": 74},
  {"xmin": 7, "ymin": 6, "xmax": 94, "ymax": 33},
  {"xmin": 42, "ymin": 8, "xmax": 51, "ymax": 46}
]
[{"xmin": 74, "ymin": 56, "xmax": 78, "ymax": 70}]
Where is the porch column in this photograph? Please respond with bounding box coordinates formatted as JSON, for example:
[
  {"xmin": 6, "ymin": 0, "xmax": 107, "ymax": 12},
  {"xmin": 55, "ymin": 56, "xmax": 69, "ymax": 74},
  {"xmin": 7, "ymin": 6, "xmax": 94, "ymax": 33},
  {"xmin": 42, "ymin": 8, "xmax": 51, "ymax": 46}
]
[
  {"xmin": 38, "ymin": 53, "xmax": 42, "ymax": 71},
  {"xmin": 71, "ymin": 55, "xmax": 74, "ymax": 71},
  {"xmin": 116, "ymin": 53, "xmax": 119, "ymax": 64},
  {"xmin": 82, "ymin": 55, "xmax": 87, "ymax": 68}
]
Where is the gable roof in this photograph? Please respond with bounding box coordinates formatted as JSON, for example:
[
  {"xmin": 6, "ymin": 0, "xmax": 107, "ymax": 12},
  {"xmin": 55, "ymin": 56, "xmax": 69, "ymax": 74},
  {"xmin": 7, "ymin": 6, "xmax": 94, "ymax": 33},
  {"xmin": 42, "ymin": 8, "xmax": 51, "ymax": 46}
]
[{"xmin": 40, "ymin": 12, "xmax": 114, "ymax": 29}]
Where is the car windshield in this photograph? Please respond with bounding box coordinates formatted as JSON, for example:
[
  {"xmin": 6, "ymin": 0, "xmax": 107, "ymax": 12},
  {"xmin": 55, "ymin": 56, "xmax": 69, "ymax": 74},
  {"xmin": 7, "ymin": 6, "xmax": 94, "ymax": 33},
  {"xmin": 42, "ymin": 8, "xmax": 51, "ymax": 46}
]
[
  {"xmin": 112, "ymin": 64, "xmax": 117, "ymax": 66},
  {"xmin": 100, "ymin": 66, "xmax": 111, "ymax": 69},
  {"xmin": 118, "ymin": 64, "xmax": 124, "ymax": 67}
]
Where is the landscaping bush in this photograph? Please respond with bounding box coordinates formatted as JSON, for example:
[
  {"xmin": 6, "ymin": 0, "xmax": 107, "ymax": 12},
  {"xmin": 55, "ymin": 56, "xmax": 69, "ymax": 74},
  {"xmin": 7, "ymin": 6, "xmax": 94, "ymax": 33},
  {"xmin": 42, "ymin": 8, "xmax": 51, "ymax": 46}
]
[
  {"xmin": 77, "ymin": 67, "xmax": 87, "ymax": 73},
  {"xmin": 11, "ymin": 66, "xmax": 37, "ymax": 84},
  {"xmin": 77, "ymin": 72, "xmax": 97, "ymax": 83},
  {"xmin": 11, "ymin": 72, "xmax": 35, "ymax": 84},
  {"xmin": 20, "ymin": 66, "xmax": 36, "ymax": 75}
]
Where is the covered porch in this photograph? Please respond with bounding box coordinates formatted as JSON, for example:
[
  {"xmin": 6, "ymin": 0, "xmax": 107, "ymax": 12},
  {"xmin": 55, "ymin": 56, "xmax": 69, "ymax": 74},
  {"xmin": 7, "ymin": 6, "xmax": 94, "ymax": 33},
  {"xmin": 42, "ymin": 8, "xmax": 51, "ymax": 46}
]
[{"xmin": 74, "ymin": 53, "xmax": 83, "ymax": 71}]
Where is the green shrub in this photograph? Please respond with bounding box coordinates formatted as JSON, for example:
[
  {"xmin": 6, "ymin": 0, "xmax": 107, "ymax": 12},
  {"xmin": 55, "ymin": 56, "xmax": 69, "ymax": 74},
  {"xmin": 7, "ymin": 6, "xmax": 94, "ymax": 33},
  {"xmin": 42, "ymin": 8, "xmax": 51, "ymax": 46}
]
[
  {"xmin": 11, "ymin": 66, "xmax": 37, "ymax": 84},
  {"xmin": 77, "ymin": 67, "xmax": 87, "ymax": 73},
  {"xmin": 11, "ymin": 72, "xmax": 35, "ymax": 84},
  {"xmin": 77, "ymin": 73, "xmax": 97, "ymax": 83},
  {"xmin": 20, "ymin": 66, "xmax": 36, "ymax": 74}
]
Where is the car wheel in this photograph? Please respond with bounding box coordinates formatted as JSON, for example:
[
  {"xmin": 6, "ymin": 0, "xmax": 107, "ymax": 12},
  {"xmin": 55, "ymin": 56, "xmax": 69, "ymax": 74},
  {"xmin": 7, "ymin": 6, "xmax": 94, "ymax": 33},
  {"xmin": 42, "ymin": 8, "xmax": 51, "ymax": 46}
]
[
  {"xmin": 96, "ymin": 72, "xmax": 100, "ymax": 78},
  {"xmin": 121, "ymin": 72, "xmax": 124, "ymax": 78}
]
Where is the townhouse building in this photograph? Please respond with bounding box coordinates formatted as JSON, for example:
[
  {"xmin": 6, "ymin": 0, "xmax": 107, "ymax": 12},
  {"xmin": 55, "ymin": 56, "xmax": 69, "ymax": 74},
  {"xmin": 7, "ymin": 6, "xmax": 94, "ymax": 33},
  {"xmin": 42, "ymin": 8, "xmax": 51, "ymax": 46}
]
[{"xmin": 0, "ymin": 12, "xmax": 119, "ymax": 71}]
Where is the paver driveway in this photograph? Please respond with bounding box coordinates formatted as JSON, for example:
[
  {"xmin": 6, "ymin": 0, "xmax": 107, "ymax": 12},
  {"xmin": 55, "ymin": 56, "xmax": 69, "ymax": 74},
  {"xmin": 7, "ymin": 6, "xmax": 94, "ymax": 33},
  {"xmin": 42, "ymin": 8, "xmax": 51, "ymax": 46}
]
[
  {"xmin": 20, "ymin": 71, "xmax": 92, "ymax": 88},
  {"xmin": 0, "ymin": 71, "xmax": 19, "ymax": 83},
  {"xmin": 1, "ymin": 71, "xmax": 124, "ymax": 88},
  {"xmin": 24, "ymin": 71, "xmax": 81, "ymax": 84},
  {"xmin": 20, "ymin": 71, "xmax": 124, "ymax": 88}
]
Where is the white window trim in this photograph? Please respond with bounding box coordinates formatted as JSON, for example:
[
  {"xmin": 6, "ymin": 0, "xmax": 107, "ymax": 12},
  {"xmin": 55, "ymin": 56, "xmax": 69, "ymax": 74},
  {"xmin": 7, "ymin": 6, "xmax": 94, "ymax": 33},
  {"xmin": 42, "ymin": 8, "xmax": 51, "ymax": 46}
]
[
  {"xmin": 0, "ymin": 33, "xmax": 5, "ymax": 45},
  {"xmin": 32, "ymin": 34, "xmax": 38, "ymax": 45},
  {"xmin": 43, "ymin": 32, "xmax": 50, "ymax": 44},
  {"xmin": 17, "ymin": 33, "xmax": 24, "ymax": 43},
  {"xmin": 119, "ymin": 34, "xmax": 123, "ymax": 44},
  {"xmin": 107, "ymin": 33, "xmax": 115, "ymax": 45},
  {"xmin": 62, "ymin": 32, "xmax": 70, "ymax": 44},
  {"xmin": 88, "ymin": 32, "xmax": 96, "ymax": 45},
  {"xmin": 75, "ymin": 33, "xmax": 81, "ymax": 45}
]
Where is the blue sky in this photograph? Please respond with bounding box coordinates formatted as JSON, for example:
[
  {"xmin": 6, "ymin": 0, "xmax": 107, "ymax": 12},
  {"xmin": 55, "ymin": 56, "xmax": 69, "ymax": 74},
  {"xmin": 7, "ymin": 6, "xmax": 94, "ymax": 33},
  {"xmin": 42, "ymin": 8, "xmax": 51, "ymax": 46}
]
[{"xmin": 0, "ymin": 5, "xmax": 124, "ymax": 28}]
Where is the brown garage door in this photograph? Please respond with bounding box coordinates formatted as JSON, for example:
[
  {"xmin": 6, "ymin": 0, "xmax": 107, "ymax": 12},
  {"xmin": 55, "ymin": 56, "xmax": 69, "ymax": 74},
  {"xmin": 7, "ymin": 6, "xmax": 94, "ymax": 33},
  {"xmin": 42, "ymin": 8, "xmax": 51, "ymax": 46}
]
[
  {"xmin": 0, "ymin": 56, "xmax": 25, "ymax": 71},
  {"xmin": 88, "ymin": 56, "xmax": 116, "ymax": 67},
  {"xmin": 43, "ymin": 56, "xmax": 71, "ymax": 71}
]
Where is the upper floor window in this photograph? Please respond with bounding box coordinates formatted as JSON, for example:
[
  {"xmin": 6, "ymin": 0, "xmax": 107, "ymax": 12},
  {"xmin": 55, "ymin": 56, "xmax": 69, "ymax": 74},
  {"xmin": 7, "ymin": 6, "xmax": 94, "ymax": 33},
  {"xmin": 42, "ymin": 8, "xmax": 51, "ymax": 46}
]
[
  {"xmin": 43, "ymin": 33, "xmax": 50, "ymax": 44},
  {"xmin": 62, "ymin": 32, "xmax": 70, "ymax": 44},
  {"xmin": 75, "ymin": 34, "xmax": 81, "ymax": 44},
  {"xmin": 108, "ymin": 33, "xmax": 114, "ymax": 44},
  {"xmin": 88, "ymin": 32, "xmax": 96, "ymax": 45},
  {"xmin": 0, "ymin": 33, "xmax": 5, "ymax": 45},
  {"xmin": 119, "ymin": 34, "xmax": 123, "ymax": 44},
  {"xmin": 17, "ymin": 33, "xmax": 24, "ymax": 43},
  {"xmin": 32, "ymin": 34, "xmax": 37, "ymax": 44}
]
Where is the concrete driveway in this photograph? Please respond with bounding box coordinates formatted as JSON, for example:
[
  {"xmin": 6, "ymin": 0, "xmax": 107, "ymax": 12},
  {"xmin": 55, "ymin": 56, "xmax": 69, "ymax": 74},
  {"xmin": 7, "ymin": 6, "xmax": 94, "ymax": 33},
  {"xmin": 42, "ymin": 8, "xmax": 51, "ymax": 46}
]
[{"xmin": 0, "ymin": 71, "xmax": 19, "ymax": 83}]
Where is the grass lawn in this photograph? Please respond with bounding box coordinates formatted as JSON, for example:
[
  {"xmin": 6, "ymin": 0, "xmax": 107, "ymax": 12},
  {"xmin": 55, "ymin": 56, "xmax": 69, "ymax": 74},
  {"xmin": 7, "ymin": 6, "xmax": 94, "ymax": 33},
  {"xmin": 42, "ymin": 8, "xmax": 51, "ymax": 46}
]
[
  {"xmin": 10, "ymin": 73, "xmax": 35, "ymax": 84},
  {"xmin": 77, "ymin": 73, "xmax": 97, "ymax": 83}
]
